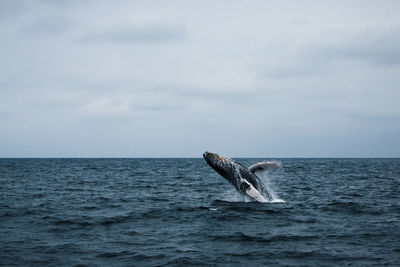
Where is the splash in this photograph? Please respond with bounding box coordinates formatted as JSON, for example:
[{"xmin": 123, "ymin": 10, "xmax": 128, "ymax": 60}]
[{"xmin": 256, "ymin": 170, "xmax": 285, "ymax": 203}]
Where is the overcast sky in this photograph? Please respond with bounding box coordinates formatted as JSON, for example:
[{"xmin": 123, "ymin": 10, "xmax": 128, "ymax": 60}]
[{"xmin": 1, "ymin": 0, "xmax": 399, "ymax": 157}]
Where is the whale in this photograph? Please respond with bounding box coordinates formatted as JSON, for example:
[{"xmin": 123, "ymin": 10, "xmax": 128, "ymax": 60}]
[{"xmin": 203, "ymin": 151, "xmax": 279, "ymax": 202}]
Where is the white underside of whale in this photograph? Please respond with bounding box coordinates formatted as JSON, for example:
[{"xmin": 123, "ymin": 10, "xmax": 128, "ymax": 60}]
[{"xmin": 242, "ymin": 180, "xmax": 267, "ymax": 203}]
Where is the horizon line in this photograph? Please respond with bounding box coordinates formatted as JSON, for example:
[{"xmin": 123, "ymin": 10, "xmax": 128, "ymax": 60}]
[{"xmin": 0, "ymin": 156, "xmax": 399, "ymax": 159}]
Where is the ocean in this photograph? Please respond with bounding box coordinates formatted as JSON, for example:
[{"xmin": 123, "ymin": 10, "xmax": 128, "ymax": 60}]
[{"xmin": 0, "ymin": 158, "xmax": 399, "ymax": 266}]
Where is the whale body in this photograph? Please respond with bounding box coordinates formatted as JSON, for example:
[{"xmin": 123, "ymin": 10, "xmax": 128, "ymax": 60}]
[{"xmin": 203, "ymin": 151, "xmax": 277, "ymax": 202}]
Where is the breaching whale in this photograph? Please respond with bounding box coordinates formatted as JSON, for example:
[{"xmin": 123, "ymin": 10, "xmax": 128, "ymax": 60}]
[{"xmin": 203, "ymin": 151, "xmax": 279, "ymax": 202}]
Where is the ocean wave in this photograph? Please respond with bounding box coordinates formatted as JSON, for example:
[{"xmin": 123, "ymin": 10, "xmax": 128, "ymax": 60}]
[{"xmin": 210, "ymin": 232, "xmax": 320, "ymax": 243}]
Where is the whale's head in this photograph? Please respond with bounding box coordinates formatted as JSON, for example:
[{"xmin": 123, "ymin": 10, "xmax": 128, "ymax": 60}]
[
  {"xmin": 203, "ymin": 151, "xmax": 233, "ymax": 168},
  {"xmin": 203, "ymin": 151, "xmax": 239, "ymax": 186}
]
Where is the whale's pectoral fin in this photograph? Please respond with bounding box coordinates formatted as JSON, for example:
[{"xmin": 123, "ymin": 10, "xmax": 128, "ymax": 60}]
[
  {"xmin": 240, "ymin": 179, "xmax": 267, "ymax": 202},
  {"xmin": 248, "ymin": 161, "xmax": 279, "ymax": 174}
]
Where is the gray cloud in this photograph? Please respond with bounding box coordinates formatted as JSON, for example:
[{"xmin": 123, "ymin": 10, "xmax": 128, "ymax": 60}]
[
  {"xmin": 79, "ymin": 25, "xmax": 185, "ymax": 44},
  {"xmin": 22, "ymin": 15, "xmax": 73, "ymax": 35},
  {"xmin": 309, "ymin": 29, "xmax": 400, "ymax": 66},
  {"xmin": 0, "ymin": 0, "xmax": 29, "ymax": 20},
  {"xmin": 262, "ymin": 28, "xmax": 400, "ymax": 81}
]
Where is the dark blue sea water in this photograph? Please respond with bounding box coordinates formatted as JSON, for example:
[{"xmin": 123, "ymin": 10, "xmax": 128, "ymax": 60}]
[{"xmin": 1, "ymin": 158, "xmax": 400, "ymax": 266}]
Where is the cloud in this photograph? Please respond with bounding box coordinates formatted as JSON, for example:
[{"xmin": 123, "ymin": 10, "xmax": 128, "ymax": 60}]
[
  {"xmin": 78, "ymin": 25, "xmax": 185, "ymax": 44},
  {"xmin": 258, "ymin": 27, "xmax": 400, "ymax": 82},
  {"xmin": 0, "ymin": 0, "xmax": 29, "ymax": 20},
  {"xmin": 22, "ymin": 15, "xmax": 73, "ymax": 35},
  {"xmin": 307, "ymin": 28, "xmax": 400, "ymax": 66}
]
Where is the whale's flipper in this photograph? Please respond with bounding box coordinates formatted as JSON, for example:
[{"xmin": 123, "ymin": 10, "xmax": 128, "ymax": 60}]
[
  {"xmin": 248, "ymin": 161, "xmax": 279, "ymax": 174},
  {"xmin": 240, "ymin": 179, "xmax": 267, "ymax": 202}
]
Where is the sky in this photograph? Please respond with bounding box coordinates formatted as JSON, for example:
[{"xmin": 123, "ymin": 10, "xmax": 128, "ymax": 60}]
[{"xmin": 0, "ymin": 0, "xmax": 400, "ymax": 158}]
